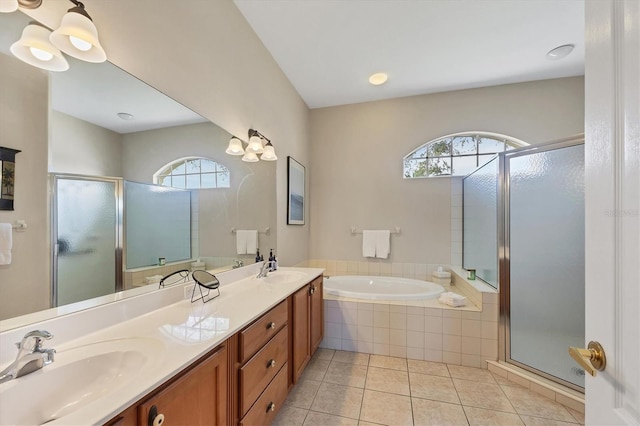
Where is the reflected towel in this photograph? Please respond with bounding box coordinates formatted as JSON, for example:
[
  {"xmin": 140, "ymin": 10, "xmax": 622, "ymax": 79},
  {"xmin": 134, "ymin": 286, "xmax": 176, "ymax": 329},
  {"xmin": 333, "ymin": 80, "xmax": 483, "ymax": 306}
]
[
  {"xmin": 236, "ymin": 230, "xmax": 258, "ymax": 255},
  {"xmin": 362, "ymin": 230, "xmax": 376, "ymax": 258},
  {"xmin": 0, "ymin": 223, "xmax": 12, "ymax": 265},
  {"xmin": 375, "ymin": 230, "xmax": 390, "ymax": 259}
]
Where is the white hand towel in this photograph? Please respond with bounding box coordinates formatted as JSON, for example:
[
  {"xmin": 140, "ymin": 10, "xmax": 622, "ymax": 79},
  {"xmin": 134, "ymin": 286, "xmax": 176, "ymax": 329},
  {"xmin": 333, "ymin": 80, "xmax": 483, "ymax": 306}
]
[
  {"xmin": 0, "ymin": 223, "xmax": 12, "ymax": 265},
  {"xmin": 245, "ymin": 230, "xmax": 258, "ymax": 255},
  {"xmin": 236, "ymin": 230, "xmax": 248, "ymax": 254},
  {"xmin": 375, "ymin": 230, "xmax": 391, "ymax": 259},
  {"xmin": 362, "ymin": 230, "xmax": 376, "ymax": 258}
]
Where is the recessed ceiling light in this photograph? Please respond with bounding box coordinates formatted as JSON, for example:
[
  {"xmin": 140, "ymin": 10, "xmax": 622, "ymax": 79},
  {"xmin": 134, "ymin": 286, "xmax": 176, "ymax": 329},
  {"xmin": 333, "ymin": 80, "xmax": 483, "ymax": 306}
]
[
  {"xmin": 369, "ymin": 72, "xmax": 388, "ymax": 86},
  {"xmin": 117, "ymin": 112, "xmax": 134, "ymax": 120},
  {"xmin": 546, "ymin": 44, "xmax": 575, "ymax": 60}
]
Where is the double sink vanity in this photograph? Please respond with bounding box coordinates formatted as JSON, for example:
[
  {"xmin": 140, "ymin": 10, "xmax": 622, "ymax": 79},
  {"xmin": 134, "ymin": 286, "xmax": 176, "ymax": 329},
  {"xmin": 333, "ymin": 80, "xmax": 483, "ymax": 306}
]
[{"xmin": 0, "ymin": 265, "xmax": 324, "ymax": 425}]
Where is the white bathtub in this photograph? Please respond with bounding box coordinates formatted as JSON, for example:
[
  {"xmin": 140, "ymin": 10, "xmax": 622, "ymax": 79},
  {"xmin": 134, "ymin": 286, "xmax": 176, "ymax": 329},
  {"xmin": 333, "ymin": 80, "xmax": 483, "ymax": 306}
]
[{"xmin": 324, "ymin": 275, "xmax": 444, "ymax": 300}]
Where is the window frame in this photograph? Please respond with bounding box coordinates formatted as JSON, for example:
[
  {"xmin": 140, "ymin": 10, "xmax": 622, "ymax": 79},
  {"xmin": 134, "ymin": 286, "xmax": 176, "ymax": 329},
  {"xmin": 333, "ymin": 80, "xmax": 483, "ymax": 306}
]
[
  {"xmin": 153, "ymin": 156, "xmax": 230, "ymax": 189},
  {"xmin": 403, "ymin": 131, "xmax": 528, "ymax": 179}
]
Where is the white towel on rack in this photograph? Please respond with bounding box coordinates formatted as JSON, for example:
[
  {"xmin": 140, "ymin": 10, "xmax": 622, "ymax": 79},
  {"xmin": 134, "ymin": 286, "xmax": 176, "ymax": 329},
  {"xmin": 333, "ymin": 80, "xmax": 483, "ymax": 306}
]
[
  {"xmin": 0, "ymin": 223, "xmax": 12, "ymax": 265},
  {"xmin": 362, "ymin": 230, "xmax": 376, "ymax": 258},
  {"xmin": 375, "ymin": 230, "xmax": 391, "ymax": 259},
  {"xmin": 236, "ymin": 230, "xmax": 258, "ymax": 255}
]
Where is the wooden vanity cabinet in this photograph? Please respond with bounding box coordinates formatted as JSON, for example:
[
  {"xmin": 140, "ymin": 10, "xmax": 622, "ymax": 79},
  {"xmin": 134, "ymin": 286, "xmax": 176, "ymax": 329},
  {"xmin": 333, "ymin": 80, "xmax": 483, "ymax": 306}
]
[{"xmin": 290, "ymin": 276, "xmax": 324, "ymax": 384}]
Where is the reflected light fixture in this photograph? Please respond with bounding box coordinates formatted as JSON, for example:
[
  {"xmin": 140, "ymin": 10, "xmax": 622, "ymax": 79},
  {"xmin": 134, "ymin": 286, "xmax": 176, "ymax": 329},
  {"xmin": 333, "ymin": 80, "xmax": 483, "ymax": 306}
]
[
  {"xmin": 546, "ymin": 44, "xmax": 575, "ymax": 60},
  {"xmin": 0, "ymin": 0, "xmax": 19, "ymax": 13},
  {"xmin": 50, "ymin": 0, "xmax": 106, "ymax": 63},
  {"xmin": 369, "ymin": 72, "xmax": 388, "ymax": 86},
  {"xmin": 226, "ymin": 129, "xmax": 277, "ymax": 162},
  {"xmin": 10, "ymin": 22, "xmax": 69, "ymax": 71},
  {"xmin": 117, "ymin": 112, "xmax": 134, "ymax": 120}
]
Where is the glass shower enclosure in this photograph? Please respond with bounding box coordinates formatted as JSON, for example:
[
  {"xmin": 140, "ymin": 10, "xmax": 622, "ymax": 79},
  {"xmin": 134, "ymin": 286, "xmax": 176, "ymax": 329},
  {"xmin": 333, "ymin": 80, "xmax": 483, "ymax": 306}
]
[{"xmin": 463, "ymin": 136, "xmax": 585, "ymax": 390}]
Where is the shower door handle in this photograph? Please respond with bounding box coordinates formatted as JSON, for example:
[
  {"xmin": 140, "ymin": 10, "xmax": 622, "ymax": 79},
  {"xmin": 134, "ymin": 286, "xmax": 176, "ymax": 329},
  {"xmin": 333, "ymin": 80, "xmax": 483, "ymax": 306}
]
[{"xmin": 569, "ymin": 341, "xmax": 606, "ymax": 377}]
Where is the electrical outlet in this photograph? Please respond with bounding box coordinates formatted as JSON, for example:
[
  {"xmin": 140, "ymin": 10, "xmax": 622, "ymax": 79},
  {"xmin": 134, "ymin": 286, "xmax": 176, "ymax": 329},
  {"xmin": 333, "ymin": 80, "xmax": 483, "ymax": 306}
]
[{"xmin": 184, "ymin": 284, "xmax": 194, "ymax": 299}]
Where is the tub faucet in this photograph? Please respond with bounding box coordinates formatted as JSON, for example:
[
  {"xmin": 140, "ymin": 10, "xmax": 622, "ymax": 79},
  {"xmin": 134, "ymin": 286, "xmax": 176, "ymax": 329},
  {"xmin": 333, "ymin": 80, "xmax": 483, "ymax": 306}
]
[
  {"xmin": 233, "ymin": 259, "xmax": 244, "ymax": 269},
  {"xmin": 256, "ymin": 261, "xmax": 275, "ymax": 278},
  {"xmin": 0, "ymin": 330, "xmax": 56, "ymax": 384}
]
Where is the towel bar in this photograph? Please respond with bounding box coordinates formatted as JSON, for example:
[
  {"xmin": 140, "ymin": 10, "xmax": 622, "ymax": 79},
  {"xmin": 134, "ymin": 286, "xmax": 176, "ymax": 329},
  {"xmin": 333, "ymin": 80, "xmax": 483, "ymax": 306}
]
[
  {"xmin": 350, "ymin": 226, "xmax": 401, "ymax": 235},
  {"xmin": 231, "ymin": 227, "xmax": 270, "ymax": 235}
]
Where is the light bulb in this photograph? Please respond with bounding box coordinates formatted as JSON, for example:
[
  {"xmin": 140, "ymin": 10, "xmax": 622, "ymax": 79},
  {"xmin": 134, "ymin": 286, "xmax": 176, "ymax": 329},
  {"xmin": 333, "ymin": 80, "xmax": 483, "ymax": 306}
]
[
  {"xmin": 29, "ymin": 46, "xmax": 53, "ymax": 61},
  {"xmin": 69, "ymin": 35, "xmax": 92, "ymax": 51}
]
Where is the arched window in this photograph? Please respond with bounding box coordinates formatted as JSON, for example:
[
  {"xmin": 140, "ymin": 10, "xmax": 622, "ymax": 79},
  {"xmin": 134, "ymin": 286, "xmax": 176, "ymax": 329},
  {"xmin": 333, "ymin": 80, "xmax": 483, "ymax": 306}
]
[
  {"xmin": 154, "ymin": 157, "xmax": 230, "ymax": 189},
  {"xmin": 403, "ymin": 132, "xmax": 528, "ymax": 178}
]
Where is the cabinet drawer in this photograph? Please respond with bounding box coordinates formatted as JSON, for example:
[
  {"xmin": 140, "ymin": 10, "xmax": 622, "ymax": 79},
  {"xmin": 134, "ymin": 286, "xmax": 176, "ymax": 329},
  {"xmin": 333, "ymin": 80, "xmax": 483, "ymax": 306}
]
[
  {"xmin": 239, "ymin": 300, "xmax": 287, "ymax": 362},
  {"xmin": 240, "ymin": 362, "xmax": 288, "ymax": 426},
  {"xmin": 239, "ymin": 325, "xmax": 288, "ymax": 416}
]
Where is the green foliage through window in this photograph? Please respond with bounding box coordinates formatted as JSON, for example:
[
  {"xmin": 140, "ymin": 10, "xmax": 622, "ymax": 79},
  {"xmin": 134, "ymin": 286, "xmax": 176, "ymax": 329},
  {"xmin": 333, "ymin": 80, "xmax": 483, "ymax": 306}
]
[
  {"xmin": 155, "ymin": 158, "xmax": 230, "ymax": 189},
  {"xmin": 403, "ymin": 133, "xmax": 526, "ymax": 178}
]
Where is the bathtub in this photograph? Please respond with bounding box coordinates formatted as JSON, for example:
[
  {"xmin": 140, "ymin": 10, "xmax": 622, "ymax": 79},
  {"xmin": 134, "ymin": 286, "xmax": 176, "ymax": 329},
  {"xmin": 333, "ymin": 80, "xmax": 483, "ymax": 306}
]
[{"xmin": 324, "ymin": 275, "xmax": 444, "ymax": 300}]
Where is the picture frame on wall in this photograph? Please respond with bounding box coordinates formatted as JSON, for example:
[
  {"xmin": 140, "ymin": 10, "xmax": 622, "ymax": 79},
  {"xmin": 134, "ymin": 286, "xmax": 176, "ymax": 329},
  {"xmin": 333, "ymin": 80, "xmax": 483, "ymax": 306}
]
[
  {"xmin": 287, "ymin": 156, "xmax": 305, "ymax": 225},
  {"xmin": 0, "ymin": 147, "xmax": 21, "ymax": 211}
]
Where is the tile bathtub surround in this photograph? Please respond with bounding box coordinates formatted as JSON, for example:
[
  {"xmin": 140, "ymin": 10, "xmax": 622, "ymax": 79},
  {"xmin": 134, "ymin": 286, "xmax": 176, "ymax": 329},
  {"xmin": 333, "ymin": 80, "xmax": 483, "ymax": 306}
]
[{"xmin": 273, "ymin": 350, "xmax": 585, "ymax": 426}]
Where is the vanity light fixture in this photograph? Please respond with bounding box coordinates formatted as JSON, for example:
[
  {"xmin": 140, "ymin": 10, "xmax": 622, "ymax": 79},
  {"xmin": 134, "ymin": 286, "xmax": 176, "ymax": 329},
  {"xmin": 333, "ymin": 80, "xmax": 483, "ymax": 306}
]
[
  {"xmin": 546, "ymin": 44, "xmax": 575, "ymax": 60},
  {"xmin": 10, "ymin": 22, "xmax": 69, "ymax": 71},
  {"xmin": 5, "ymin": 0, "xmax": 106, "ymax": 71},
  {"xmin": 226, "ymin": 129, "xmax": 277, "ymax": 162}
]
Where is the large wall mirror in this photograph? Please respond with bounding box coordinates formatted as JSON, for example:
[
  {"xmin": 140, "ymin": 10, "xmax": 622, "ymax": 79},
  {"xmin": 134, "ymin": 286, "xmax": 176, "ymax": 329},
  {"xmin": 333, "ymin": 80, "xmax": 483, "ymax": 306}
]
[{"xmin": 0, "ymin": 10, "xmax": 276, "ymax": 326}]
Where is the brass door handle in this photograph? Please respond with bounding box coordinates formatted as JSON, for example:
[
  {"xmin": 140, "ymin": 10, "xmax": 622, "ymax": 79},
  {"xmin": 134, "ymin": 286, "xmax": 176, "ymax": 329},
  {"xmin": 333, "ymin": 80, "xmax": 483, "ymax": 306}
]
[{"xmin": 569, "ymin": 341, "xmax": 606, "ymax": 377}]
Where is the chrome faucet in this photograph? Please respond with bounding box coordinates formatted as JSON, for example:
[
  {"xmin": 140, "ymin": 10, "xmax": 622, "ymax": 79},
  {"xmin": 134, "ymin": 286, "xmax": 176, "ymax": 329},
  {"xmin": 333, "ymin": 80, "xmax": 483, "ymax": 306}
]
[
  {"xmin": 0, "ymin": 330, "xmax": 55, "ymax": 384},
  {"xmin": 256, "ymin": 261, "xmax": 275, "ymax": 278},
  {"xmin": 233, "ymin": 259, "xmax": 244, "ymax": 269}
]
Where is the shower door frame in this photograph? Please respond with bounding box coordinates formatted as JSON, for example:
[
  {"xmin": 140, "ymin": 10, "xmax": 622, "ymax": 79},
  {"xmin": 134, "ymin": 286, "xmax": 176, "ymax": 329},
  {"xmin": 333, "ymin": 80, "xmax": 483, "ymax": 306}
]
[
  {"xmin": 499, "ymin": 135, "xmax": 585, "ymax": 393},
  {"xmin": 50, "ymin": 173, "xmax": 124, "ymax": 307}
]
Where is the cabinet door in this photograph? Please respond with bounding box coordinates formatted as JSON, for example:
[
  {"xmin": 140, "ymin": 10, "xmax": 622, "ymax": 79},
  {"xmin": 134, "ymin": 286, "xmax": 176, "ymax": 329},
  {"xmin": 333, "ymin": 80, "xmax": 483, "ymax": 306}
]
[
  {"xmin": 138, "ymin": 344, "xmax": 228, "ymax": 426},
  {"xmin": 310, "ymin": 277, "xmax": 324, "ymax": 356},
  {"xmin": 291, "ymin": 285, "xmax": 311, "ymax": 383}
]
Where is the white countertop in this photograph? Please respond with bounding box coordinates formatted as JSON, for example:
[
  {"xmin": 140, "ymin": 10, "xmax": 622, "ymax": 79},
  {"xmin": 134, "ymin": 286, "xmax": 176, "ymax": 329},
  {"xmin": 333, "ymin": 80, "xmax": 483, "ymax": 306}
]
[{"xmin": 0, "ymin": 266, "xmax": 323, "ymax": 426}]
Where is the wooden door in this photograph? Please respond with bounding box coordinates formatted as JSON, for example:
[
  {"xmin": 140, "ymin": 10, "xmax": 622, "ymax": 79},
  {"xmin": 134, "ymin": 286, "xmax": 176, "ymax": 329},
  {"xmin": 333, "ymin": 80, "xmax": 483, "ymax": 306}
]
[
  {"xmin": 291, "ymin": 285, "xmax": 310, "ymax": 383},
  {"xmin": 310, "ymin": 277, "xmax": 324, "ymax": 356},
  {"xmin": 138, "ymin": 344, "xmax": 228, "ymax": 426}
]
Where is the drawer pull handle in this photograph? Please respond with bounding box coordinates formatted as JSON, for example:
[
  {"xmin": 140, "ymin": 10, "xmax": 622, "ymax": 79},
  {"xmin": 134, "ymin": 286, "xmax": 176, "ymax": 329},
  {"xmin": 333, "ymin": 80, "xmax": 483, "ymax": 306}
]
[
  {"xmin": 267, "ymin": 321, "xmax": 276, "ymax": 329},
  {"xmin": 267, "ymin": 402, "xmax": 276, "ymax": 412},
  {"xmin": 267, "ymin": 359, "xmax": 276, "ymax": 368}
]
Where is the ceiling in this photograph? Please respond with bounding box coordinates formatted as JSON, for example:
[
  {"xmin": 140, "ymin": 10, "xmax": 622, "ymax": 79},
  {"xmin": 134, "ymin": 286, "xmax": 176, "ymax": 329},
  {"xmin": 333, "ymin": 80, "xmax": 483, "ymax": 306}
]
[{"xmin": 234, "ymin": 0, "xmax": 585, "ymax": 109}]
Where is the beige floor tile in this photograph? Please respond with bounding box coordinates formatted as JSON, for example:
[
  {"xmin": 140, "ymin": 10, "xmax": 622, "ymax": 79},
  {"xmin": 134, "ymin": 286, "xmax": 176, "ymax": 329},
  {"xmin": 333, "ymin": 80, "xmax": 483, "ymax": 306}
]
[
  {"xmin": 408, "ymin": 359, "xmax": 450, "ymax": 377},
  {"xmin": 273, "ymin": 405, "xmax": 309, "ymax": 426},
  {"xmin": 358, "ymin": 422, "xmax": 384, "ymax": 426},
  {"xmin": 464, "ymin": 406, "xmax": 524, "ymax": 425},
  {"xmin": 409, "ymin": 372, "xmax": 460, "ymax": 404},
  {"xmin": 369, "ymin": 354, "xmax": 408, "ymax": 371},
  {"xmin": 303, "ymin": 411, "xmax": 359, "ymax": 425},
  {"xmin": 360, "ymin": 390, "xmax": 413, "ymax": 426},
  {"xmin": 333, "ymin": 350, "xmax": 371, "ymax": 366},
  {"xmin": 301, "ymin": 358, "xmax": 331, "ymax": 381},
  {"xmin": 365, "ymin": 366, "xmax": 410, "ymax": 396},
  {"xmin": 453, "ymin": 378, "xmax": 515, "ymax": 413},
  {"xmin": 314, "ymin": 348, "xmax": 336, "ymax": 361},
  {"xmin": 285, "ymin": 379, "xmax": 322, "ymax": 409},
  {"xmin": 448, "ymin": 364, "xmax": 496, "ymax": 384},
  {"xmin": 492, "ymin": 373, "xmax": 525, "ymax": 387},
  {"xmin": 501, "ymin": 385, "xmax": 575, "ymax": 423},
  {"xmin": 310, "ymin": 382, "xmax": 364, "ymax": 419},
  {"xmin": 520, "ymin": 415, "xmax": 578, "ymax": 426},
  {"xmin": 324, "ymin": 361, "xmax": 368, "ymax": 388},
  {"xmin": 412, "ymin": 398, "xmax": 468, "ymax": 426},
  {"xmin": 567, "ymin": 407, "xmax": 585, "ymax": 424}
]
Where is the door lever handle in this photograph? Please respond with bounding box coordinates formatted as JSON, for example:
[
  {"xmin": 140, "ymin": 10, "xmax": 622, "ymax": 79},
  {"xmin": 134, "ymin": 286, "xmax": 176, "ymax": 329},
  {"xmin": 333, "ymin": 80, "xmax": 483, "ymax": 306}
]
[{"xmin": 569, "ymin": 341, "xmax": 606, "ymax": 377}]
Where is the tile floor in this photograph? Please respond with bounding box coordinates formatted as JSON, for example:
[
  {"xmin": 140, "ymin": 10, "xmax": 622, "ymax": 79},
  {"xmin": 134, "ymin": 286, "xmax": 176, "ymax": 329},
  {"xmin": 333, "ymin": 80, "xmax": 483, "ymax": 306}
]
[{"xmin": 274, "ymin": 349, "xmax": 585, "ymax": 426}]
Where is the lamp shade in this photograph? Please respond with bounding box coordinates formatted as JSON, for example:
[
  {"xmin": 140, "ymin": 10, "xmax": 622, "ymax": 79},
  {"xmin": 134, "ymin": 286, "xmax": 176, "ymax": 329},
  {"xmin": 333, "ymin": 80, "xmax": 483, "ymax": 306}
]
[
  {"xmin": 241, "ymin": 151, "xmax": 259, "ymax": 163},
  {"xmin": 260, "ymin": 143, "xmax": 277, "ymax": 161},
  {"xmin": 225, "ymin": 137, "xmax": 245, "ymax": 155},
  {"xmin": 50, "ymin": 7, "xmax": 106, "ymax": 63},
  {"xmin": 10, "ymin": 24, "xmax": 69, "ymax": 72},
  {"xmin": 246, "ymin": 135, "xmax": 264, "ymax": 154},
  {"xmin": 0, "ymin": 0, "xmax": 18, "ymax": 13}
]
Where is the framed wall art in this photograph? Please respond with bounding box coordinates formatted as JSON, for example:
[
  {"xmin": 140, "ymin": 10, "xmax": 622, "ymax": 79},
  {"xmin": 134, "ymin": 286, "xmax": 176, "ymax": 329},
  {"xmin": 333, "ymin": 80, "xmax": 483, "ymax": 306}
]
[
  {"xmin": 0, "ymin": 147, "xmax": 21, "ymax": 211},
  {"xmin": 287, "ymin": 156, "xmax": 305, "ymax": 225}
]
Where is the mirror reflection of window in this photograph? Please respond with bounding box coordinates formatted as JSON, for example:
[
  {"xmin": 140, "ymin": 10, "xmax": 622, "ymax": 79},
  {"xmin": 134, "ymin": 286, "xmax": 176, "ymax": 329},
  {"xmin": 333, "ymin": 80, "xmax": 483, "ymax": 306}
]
[{"xmin": 155, "ymin": 157, "xmax": 230, "ymax": 189}]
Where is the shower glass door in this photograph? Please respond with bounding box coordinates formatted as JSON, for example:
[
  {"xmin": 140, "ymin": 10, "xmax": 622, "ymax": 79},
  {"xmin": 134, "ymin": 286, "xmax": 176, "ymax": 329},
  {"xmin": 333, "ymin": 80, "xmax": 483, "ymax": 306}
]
[
  {"xmin": 506, "ymin": 142, "xmax": 585, "ymax": 389},
  {"xmin": 52, "ymin": 175, "xmax": 123, "ymax": 306}
]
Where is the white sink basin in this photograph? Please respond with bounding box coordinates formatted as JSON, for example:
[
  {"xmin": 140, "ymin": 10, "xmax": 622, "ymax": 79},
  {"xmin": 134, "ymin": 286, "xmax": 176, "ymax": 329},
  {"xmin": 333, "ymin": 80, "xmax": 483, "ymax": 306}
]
[
  {"xmin": 261, "ymin": 270, "xmax": 308, "ymax": 285},
  {"xmin": 0, "ymin": 337, "xmax": 164, "ymax": 425}
]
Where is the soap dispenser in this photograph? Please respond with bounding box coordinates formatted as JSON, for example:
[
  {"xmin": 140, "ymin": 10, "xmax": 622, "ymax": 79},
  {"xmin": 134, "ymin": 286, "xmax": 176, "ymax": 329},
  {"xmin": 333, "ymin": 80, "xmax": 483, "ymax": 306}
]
[{"xmin": 255, "ymin": 249, "xmax": 261, "ymax": 263}]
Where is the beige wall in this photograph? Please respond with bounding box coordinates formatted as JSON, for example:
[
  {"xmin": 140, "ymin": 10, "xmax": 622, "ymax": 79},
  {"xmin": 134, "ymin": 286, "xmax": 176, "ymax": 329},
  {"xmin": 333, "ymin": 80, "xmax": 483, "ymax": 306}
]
[
  {"xmin": 26, "ymin": 0, "xmax": 311, "ymax": 266},
  {"xmin": 50, "ymin": 110, "xmax": 123, "ymax": 177},
  {"xmin": 309, "ymin": 77, "xmax": 585, "ymax": 264},
  {"xmin": 0, "ymin": 54, "xmax": 50, "ymax": 319}
]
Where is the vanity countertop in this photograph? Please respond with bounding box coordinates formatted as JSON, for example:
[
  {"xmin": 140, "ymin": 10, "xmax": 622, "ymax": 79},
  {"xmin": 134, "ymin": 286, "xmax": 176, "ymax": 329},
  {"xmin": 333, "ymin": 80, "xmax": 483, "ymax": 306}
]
[{"xmin": 0, "ymin": 266, "xmax": 324, "ymax": 426}]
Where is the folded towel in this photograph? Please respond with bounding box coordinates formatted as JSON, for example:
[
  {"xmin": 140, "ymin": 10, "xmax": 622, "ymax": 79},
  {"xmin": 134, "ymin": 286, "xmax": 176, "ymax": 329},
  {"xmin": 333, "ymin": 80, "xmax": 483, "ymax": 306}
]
[
  {"xmin": 0, "ymin": 223, "xmax": 12, "ymax": 265},
  {"xmin": 236, "ymin": 230, "xmax": 258, "ymax": 255},
  {"xmin": 438, "ymin": 292, "xmax": 467, "ymax": 307},
  {"xmin": 375, "ymin": 230, "xmax": 390, "ymax": 259},
  {"xmin": 362, "ymin": 230, "xmax": 376, "ymax": 258}
]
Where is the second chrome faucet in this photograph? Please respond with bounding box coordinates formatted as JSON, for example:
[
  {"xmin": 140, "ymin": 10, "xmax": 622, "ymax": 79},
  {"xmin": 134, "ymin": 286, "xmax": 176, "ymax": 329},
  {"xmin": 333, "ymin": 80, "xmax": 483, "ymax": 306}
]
[{"xmin": 0, "ymin": 330, "xmax": 55, "ymax": 384}]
